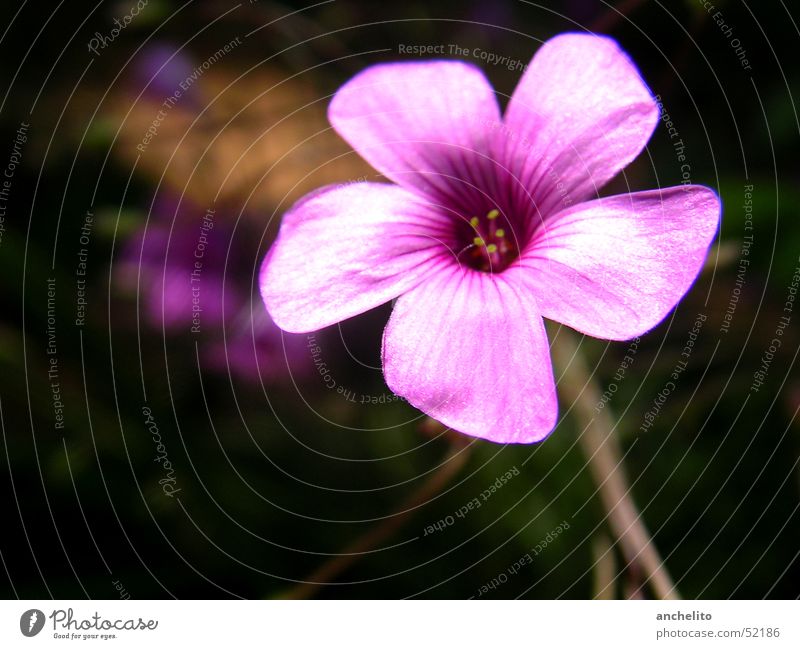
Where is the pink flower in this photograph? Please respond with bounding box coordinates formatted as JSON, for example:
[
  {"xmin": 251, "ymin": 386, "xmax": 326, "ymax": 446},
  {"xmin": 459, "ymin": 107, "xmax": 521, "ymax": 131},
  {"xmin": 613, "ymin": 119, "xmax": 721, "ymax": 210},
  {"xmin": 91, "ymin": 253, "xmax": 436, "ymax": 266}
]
[
  {"xmin": 259, "ymin": 34, "xmax": 721, "ymax": 443},
  {"xmin": 117, "ymin": 194, "xmax": 310, "ymax": 383}
]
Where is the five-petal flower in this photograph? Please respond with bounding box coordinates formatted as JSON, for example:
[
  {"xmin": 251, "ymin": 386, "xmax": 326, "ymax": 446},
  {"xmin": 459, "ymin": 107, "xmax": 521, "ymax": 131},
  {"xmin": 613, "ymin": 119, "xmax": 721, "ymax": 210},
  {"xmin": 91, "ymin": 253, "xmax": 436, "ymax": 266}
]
[{"xmin": 260, "ymin": 33, "xmax": 721, "ymax": 443}]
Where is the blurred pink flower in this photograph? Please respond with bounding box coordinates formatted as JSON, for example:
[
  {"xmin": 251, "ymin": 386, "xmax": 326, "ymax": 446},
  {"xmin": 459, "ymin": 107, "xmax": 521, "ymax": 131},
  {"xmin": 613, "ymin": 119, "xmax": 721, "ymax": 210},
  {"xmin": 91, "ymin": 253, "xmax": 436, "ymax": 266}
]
[
  {"xmin": 118, "ymin": 194, "xmax": 309, "ymax": 382},
  {"xmin": 132, "ymin": 42, "xmax": 200, "ymax": 106},
  {"xmin": 260, "ymin": 34, "xmax": 721, "ymax": 443},
  {"xmin": 118, "ymin": 197, "xmax": 241, "ymax": 332},
  {"xmin": 205, "ymin": 307, "xmax": 312, "ymax": 383}
]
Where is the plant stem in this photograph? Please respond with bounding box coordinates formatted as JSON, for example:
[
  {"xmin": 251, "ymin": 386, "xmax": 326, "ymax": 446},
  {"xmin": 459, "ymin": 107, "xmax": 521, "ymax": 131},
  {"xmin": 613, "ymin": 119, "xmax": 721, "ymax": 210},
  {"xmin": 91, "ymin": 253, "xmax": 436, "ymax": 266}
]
[
  {"xmin": 281, "ymin": 435, "xmax": 471, "ymax": 599},
  {"xmin": 592, "ymin": 533, "xmax": 617, "ymax": 599},
  {"xmin": 551, "ymin": 328, "xmax": 680, "ymax": 600}
]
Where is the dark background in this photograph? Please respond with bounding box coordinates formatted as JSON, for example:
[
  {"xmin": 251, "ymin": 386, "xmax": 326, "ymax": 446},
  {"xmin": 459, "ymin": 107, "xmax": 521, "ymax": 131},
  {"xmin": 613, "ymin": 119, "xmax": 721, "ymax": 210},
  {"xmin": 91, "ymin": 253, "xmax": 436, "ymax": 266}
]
[{"xmin": 0, "ymin": 0, "xmax": 798, "ymax": 599}]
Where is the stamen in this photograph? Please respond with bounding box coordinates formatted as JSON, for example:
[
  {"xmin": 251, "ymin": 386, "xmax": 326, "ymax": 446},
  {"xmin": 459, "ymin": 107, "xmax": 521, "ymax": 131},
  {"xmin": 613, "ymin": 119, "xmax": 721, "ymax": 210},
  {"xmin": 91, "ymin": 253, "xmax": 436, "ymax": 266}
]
[{"xmin": 459, "ymin": 206, "xmax": 517, "ymax": 273}]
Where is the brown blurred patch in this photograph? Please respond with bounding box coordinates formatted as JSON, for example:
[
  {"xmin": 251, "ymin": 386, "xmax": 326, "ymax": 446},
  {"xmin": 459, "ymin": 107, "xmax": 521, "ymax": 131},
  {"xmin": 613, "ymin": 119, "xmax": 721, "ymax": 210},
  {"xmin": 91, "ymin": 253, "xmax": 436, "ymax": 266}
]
[{"xmin": 105, "ymin": 64, "xmax": 374, "ymax": 219}]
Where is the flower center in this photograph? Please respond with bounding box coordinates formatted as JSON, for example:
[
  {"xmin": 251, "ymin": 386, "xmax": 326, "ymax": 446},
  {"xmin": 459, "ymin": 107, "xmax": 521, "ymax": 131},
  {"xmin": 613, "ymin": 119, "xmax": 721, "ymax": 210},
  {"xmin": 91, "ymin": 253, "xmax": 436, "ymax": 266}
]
[{"xmin": 458, "ymin": 208, "xmax": 518, "ymax": 273}]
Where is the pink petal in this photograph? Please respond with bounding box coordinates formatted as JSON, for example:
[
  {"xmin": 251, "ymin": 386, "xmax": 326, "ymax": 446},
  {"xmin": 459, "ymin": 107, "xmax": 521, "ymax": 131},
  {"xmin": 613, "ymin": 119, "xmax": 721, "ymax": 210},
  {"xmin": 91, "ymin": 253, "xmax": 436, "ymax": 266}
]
[
  {"xmin": 507, "ymin": 185, "xmax": 721, "ymax": 340},
  {"xmin": 260, "ymin": 182, "xmax": 448, "ymax": 333},
  {"xmin": 503, "ymin": 33, "xmax": 658, "ymax": 216},
  {"xmin": 382, "ymin": 266, "xmax": 558, "ymax": 444},
  {"xmin": 328, "ymin": 61, "xmax": 501, "ymax": 204}
]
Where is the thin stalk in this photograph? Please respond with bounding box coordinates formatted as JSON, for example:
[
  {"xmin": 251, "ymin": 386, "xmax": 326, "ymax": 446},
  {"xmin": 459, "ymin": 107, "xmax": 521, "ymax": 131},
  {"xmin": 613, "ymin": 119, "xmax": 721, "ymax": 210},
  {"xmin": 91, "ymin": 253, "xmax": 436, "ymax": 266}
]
[
  {"xmin": 592, "ymin": 533, "xmax": 617, "ymax": 599},
  {"xmin": 551, "ymin": 328, "xmax": 680, "ymax": 600},
  {"xmin": 281, "ymin": 435, "xmax": 471, "ymax": 599}
]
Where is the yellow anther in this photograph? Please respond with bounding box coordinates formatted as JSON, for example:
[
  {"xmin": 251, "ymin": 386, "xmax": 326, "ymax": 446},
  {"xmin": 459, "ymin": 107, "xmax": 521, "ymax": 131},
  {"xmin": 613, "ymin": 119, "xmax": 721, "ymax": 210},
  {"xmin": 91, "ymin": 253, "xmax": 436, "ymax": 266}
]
[
  {"xmin": 469, "ymin": 216, "xmax": 479, "ymax": 228},
  {"xmin": 494, "ymin": 228, "xmax": 505, "ymax": 238},
  {"xmin": 487, "ymin": 209, "xmax": 500, "ymax": 220},
  {"xmin": 473, "ymin": 237, "xmax": 485, "ymax": 247},
  {"xmin": 486, "ymin": 243, "xmax": 498, "ymax": 254}
]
